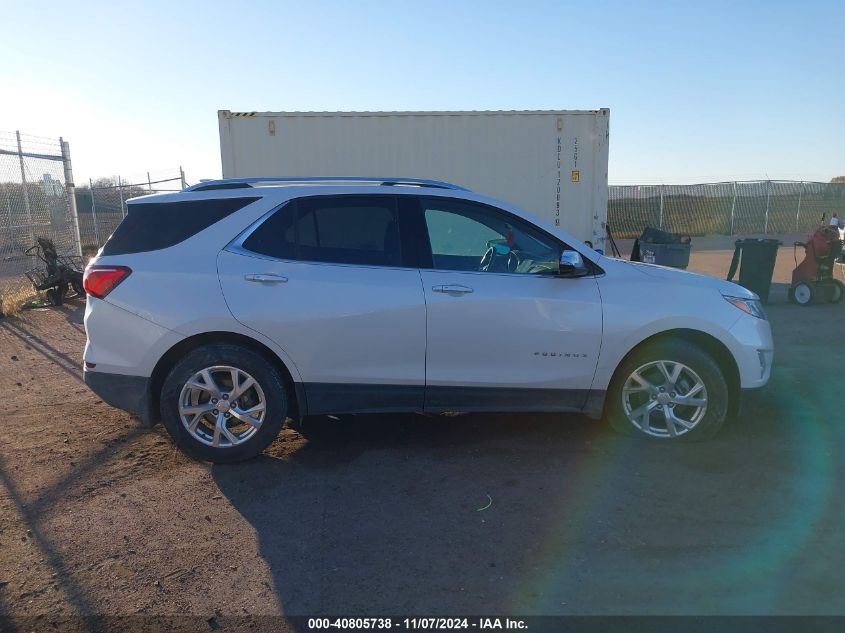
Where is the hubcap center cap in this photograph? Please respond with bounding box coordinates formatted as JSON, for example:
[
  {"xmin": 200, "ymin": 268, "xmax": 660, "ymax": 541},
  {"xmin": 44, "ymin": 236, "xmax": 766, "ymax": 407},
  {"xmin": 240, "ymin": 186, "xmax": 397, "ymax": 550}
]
[
  {"xmin": 217, "ymin": 400, "xmax": 231, "ymax": 413},
  {"xmin": 657, "ymin": 392, "xmax": 672, "ymax": 405}
]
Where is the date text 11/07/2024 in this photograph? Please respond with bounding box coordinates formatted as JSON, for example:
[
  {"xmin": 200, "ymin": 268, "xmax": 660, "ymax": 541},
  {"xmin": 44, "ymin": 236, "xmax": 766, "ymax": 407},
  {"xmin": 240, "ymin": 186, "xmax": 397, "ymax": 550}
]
[{"xmin": 306, "ymin": 617, "xmax": 528, "ymax": 630}]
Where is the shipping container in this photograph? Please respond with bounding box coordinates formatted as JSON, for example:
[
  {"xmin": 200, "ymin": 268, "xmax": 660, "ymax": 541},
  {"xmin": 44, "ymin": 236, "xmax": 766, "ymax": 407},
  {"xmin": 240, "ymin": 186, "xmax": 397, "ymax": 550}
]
[{"xmin": 218, "ymin": 109, "xmax": 610, "ymax": 247}]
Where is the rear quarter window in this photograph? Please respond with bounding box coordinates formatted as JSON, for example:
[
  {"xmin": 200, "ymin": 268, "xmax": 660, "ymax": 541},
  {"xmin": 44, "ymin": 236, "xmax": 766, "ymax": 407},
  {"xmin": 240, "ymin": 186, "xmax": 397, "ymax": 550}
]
[
  {"xmin": 240, "ymin": 196, "xmax": 402, "ymax": 267},
  {"xmin": 100, "ymin": 197, "xmax": 259, "ymax": 256}
]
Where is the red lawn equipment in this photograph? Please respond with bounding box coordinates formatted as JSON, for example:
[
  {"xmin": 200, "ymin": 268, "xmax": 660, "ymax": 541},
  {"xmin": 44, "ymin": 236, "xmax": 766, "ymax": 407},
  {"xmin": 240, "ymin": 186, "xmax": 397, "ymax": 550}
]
[{"xmin": 788, "ymin": 224, "xmax": 844, "ymax": 306}]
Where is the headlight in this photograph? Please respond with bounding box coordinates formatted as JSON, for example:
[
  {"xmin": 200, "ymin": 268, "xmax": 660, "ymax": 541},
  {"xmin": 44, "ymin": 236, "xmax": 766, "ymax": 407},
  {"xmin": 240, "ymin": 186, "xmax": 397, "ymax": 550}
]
[{"xmin": 723, "ymin": 295, "xmax": 767, "ymax": 319}]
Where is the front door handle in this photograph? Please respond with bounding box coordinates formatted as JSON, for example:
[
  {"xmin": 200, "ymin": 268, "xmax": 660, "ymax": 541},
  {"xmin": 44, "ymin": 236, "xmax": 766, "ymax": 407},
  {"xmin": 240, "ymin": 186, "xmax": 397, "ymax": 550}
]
[
  {"xmin": 245, "ymin": 273, "xmax": 288, "ymax": 284},
  {"xmin": 432, "ymin": 284, "xmax": 474, "ymax": 295}
]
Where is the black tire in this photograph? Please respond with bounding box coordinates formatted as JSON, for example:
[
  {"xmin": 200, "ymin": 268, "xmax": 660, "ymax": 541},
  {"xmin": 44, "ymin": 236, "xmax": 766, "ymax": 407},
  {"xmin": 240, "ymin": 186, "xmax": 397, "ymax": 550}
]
[
  {"xmin": 159, "ymin": 344, "xmax": 289, "ymax": 463},
  {"xmin": 824, "ymin": 280, "xmax": 844, "ymax": 304},
  {"xmin": 46, "ymin": 284, "xmax": 67, "ymax": 306},
  {"xmin": 71, "ymin": 278, "xmax": 85, "ymax": 297},
  {"xmin": 606, "ymin": 339, "xmax": 729, "ymax": 442}
]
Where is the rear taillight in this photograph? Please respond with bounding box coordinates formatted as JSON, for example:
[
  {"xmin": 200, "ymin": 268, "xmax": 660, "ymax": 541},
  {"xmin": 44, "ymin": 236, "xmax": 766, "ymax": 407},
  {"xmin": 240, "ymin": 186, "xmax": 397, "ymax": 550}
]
[{"xmin": 83, "ymin": 265, "xmax": 132, "ymax": 299}]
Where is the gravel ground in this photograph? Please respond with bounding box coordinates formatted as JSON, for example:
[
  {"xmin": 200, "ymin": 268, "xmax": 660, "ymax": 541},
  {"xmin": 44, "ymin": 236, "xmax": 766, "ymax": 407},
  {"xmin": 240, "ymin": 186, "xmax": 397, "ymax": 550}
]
[{"xmin": 1, "ymin": 236, "xmax": 844, "ymax": 631}]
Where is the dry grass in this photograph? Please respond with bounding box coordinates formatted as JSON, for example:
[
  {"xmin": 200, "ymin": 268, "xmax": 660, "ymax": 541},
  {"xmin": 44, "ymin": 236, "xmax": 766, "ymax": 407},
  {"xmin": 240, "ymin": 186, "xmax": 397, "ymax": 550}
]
[{"xmin": 0, "ymin": 286, "xmax": 41, "ymax": 317}]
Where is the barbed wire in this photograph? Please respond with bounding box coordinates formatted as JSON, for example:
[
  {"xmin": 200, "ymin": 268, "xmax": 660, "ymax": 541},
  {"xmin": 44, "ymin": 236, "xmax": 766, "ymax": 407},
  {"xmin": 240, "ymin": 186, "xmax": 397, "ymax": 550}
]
[
  {"xmin": 0, "ymin": 131, "xmax": 63, "ymax": 156},
  {"xmin": 85, "ymin": 176, "xmax": 183, "ymax": 191}
]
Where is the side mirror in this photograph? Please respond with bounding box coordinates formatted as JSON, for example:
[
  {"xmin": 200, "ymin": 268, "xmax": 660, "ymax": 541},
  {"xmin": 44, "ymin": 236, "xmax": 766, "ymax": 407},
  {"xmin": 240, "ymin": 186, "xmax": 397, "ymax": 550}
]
[{"xmin": 559, "ymin": 250, "xmax": 588, "ymax": 277}]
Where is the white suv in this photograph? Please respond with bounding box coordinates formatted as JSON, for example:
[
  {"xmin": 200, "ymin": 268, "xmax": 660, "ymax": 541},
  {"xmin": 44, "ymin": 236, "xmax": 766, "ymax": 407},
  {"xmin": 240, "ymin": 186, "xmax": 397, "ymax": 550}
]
[{"xmin": 83, "ymin": 177, "xmax": 773, "ymax": 462}]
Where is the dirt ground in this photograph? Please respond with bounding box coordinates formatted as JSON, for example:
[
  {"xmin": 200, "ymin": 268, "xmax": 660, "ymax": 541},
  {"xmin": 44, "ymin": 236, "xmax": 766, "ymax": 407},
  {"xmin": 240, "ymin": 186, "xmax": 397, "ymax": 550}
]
[{"xmin": 1, "ymin": 234, "xmax": 844, "ymax": 630}]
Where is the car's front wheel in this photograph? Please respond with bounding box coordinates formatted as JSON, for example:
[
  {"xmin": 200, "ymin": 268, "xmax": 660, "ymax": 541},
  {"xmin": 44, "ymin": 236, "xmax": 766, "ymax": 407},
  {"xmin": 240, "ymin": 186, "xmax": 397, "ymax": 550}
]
[
  {"xmin": 159, "ymin": 344, "xmax": 288, "ymax": 462},
  {"xmin": 606, "ymin": 339, "xmax": 729, "ymax": 441}
]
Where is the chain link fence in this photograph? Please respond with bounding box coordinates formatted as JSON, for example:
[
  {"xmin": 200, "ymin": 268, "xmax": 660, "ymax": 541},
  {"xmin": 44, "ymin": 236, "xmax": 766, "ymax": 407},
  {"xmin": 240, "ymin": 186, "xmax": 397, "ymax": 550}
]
[
  {"xmin": 607, "ymin": 180, "xmax": 845, "ymax": 239},
  {"xmin": 0, "ymin": 129, "xmax": 186, "ymax": 302},
  {"xmin": 74, "ymin": 169, "xmax": 185, "ymax": 253},
  {"xmin": 0, "ymin": 130, "xmax": 81, "ymax": 294}
]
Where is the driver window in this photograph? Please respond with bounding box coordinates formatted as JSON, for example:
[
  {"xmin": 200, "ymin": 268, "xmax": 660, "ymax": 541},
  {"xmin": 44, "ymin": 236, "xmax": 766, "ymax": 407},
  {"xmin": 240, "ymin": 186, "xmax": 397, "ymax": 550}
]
[{"xmin": 422, "ymin": 199, "xmax": 561, "ymax": 274}]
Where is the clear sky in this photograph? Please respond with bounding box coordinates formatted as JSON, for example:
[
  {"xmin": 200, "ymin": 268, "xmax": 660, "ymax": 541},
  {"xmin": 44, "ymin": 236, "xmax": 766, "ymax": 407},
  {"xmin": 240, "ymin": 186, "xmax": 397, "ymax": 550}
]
[{"xmin": 2, "ymin": 0, "xmax": 842, "ymax": 185}]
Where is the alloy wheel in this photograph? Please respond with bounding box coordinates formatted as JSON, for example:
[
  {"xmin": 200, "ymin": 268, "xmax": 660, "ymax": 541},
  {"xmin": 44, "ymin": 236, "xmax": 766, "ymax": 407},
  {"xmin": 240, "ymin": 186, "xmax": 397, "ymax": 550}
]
[
  {"xmin": 622, "ymin": 360, "xmax": 708, "ymax": 438},
  {"xmin": 178, "ymin": 365, "xmax": 267, "ymax": 448}
]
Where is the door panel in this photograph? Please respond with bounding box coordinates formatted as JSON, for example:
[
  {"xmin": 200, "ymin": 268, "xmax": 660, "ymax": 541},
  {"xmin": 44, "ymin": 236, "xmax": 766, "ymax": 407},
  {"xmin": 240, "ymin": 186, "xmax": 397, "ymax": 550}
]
[
  {"xmin": 416, "ymin": 196, "xmax": 603, "ymax": 411},
  {"xmin": 216, "ymin": 194, "xmax": 426, "ymax": 412},
  {"xmin": 422, "ymin": 269, "xmax": 602, "ymax": 399},
  {"xmin": 219, "ymin": 250, "xmax": 427, "ymax": 396}
]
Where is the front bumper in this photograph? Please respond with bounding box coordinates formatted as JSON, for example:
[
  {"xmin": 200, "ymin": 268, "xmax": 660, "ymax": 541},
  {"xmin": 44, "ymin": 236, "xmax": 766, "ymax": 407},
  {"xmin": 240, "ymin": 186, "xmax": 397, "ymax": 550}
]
[
  {"xmin": 84, "ymin": 370, "xmax": 155, "ymax": 426},
  {"xmin": 728, "ymin": 314, "xmax": 774, "ymax": 389}
]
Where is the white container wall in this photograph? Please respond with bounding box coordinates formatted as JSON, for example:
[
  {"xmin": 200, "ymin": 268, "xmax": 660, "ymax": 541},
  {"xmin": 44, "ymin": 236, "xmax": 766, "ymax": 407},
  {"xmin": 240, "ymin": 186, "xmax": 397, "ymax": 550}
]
[{"xmin": 218, "ymin": 110, "xmax": 610, "ymax": 247}]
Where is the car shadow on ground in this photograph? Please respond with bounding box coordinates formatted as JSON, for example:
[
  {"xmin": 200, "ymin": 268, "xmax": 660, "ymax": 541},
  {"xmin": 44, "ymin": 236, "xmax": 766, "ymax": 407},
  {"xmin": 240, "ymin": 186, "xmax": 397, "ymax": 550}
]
[{"xmin": 211, "ymin": 376, "xmax": 845, "ymax": 619}]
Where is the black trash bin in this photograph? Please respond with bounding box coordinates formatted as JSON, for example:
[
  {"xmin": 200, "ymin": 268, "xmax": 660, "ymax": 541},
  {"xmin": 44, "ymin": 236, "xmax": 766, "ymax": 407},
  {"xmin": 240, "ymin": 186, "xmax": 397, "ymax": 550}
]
[
  {"xmin": 631, "ymin": 227, "xmax": 692, "ymax": 269},
  {"xmin": 726, "ymin": 238, "xmax": 781, "ymax": 304}
]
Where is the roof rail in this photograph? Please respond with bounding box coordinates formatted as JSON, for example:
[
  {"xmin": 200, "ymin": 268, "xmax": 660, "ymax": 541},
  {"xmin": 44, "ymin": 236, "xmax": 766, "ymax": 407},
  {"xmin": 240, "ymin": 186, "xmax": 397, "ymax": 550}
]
[{"xmin": 184, "ymin": 177, "xmax": 468, "ymax": 193}]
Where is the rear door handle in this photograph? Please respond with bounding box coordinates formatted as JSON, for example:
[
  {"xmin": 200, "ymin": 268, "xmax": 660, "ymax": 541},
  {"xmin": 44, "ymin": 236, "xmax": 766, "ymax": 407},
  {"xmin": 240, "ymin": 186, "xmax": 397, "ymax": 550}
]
[
  {"xmin": 432, "ymin": 284, "xmax": 474, "ymax": 295},
  {"xmin": 244, "ymin": 273, "xmax": 288, "ymax": 284}
]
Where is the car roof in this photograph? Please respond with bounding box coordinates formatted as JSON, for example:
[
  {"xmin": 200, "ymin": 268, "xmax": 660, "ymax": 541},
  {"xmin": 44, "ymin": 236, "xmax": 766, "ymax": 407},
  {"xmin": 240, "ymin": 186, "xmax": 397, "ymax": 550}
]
[
  {"xmin": 126, "ymin": 180, "xmax": 475, "ymax": 206},
  {"xmin": 185, "ymin": 177, "xmax": 469, "ymax": 193}
]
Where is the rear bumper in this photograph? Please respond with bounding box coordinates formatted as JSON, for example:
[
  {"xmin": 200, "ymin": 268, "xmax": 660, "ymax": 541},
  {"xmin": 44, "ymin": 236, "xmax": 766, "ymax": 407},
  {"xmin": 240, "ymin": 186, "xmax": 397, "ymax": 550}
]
[{"xmin": 84, "ymin": 370, "xmax": 155, "ymax": 425}]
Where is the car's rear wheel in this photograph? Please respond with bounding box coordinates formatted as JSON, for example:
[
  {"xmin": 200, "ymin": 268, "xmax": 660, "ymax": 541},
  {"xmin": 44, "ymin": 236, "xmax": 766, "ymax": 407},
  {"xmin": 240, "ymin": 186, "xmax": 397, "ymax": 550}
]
[
  {"xmin": 606, "ymin": 339, "xmax": 729, "ymax": 441},
  {"xmin": 160, "ymin": 344, "xmax": 288, "ymax": 462}
]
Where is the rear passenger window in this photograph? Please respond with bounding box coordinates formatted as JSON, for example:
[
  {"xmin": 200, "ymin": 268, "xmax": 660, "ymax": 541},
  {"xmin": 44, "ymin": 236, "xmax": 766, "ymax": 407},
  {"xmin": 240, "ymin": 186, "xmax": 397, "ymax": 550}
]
[
  {"xmin": 101, "ymin": 197, "xmax": 260, "ymax": 256},
  {"xmin": 242, "ymin": 196, "xmax": 401, "ymax": 267},
  {"xmin": 240, "ymin": 202, "xmax": 297, "ymax": 260}
]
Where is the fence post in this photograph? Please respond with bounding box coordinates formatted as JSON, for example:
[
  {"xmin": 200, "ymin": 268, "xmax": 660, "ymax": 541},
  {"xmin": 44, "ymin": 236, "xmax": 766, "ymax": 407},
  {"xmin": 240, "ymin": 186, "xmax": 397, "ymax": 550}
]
[
  {"xmin": 1, "ymin": 182, "xmax": 13, "ymax": 245},
  {"xmin": 764, "ymin": 180, "xmax": 771, "ymax": 234},
  {"xmin": 60, "ymin": 138, "xmax": 83, "ymax": 257},
  {"xmin": 118, "ymin": 175, "xmax": 126, "ymax": 218},
  {"xmin": 89, "ymin": 178, "xmax": 101, "ymax": 248},
  {"xmin": 658, "ymin": 185, "xmax": 664, "ymax": 229},
  {"xmin": 179, "ymin": 166, "xmax": 187, "ymax": 190},
  {"xmin": 15, "ymin": 131, "xmax": 36, "ymax": 246},
  {"xmin": 729, "ymin": 181, "xmax": 737, "ymax": 235},
  {"xmin": 795, "ymin": 181, "xmax": 804, "ymax": 232}
]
